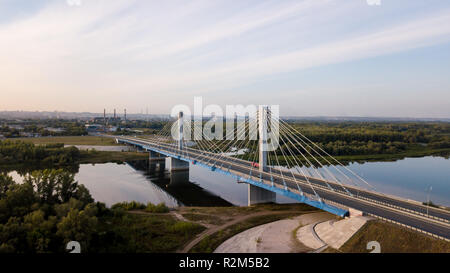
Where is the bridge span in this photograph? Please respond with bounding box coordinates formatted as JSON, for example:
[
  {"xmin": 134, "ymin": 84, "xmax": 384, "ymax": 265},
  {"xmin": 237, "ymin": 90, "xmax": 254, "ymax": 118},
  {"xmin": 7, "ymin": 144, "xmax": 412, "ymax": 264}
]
[
  {"xmin": 114, "ymin": 135, "xmax": 450, "ymax": 240},
  {"xmin": 108, "ymin": 107, "xmax": 450, "ymax": 241}
]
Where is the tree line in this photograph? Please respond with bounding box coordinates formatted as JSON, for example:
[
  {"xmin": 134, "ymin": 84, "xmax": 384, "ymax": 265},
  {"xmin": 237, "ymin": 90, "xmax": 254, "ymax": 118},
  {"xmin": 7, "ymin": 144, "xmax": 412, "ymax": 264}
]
[
  {"xmin": 0, "ymin": 171, "xmax": 201, "ymax": 253},
  {"xmin": 285, "ymin": 122, "xmax": 450, "ymax": 156},
  {"xmin": 0, "ymin": 140, "xmax": 81, "ymax": 166}
]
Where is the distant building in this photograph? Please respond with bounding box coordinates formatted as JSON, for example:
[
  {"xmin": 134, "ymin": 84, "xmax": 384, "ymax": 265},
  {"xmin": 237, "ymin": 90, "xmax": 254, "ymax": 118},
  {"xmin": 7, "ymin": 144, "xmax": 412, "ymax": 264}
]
[
  {"xmin": 108, "ymin": 126, "xmax": 118, "ymax": 132},
  {"xmin": 126, "ymin": 128, "xmax": 144, "ymax": 133},
  {"xmin": 45, "ymin": 127, "xmax": 66, "ymax": 133},
  {"xmin": 19, "ymin": 132, "xmax": 41, "ymax": 138},
  {"xmin": 85, "ymin": 124, "xmax": 104, "ymax": 132},
  {"xmin": 91, "ymin": 117, "xmax": 121, "ymax": 124},
  {"xmin": 8, "ymin": 125, "xmax": 24, "ymax": 130}
]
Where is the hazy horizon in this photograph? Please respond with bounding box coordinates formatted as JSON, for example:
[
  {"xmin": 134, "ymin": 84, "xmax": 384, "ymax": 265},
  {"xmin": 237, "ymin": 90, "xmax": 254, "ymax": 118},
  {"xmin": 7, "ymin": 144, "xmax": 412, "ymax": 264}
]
[
  {"xmin": 1, "ymin": 0, "xmax": 450, "ymax": 118},
  {"xmin": 1, "ymin": 109, "xmax": 450, "ymax": 121}
]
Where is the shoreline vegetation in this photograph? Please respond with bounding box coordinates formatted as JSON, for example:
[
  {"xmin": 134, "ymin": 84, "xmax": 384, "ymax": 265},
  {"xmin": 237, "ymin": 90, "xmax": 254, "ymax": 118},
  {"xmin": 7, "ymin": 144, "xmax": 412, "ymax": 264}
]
[
  {"xmin": 0, "ymin": 138, "xmax": 148, "ymax": 169},
  {"xmin": 265, "ymin": 145, "xmax": 450, "ymax": 166},
  {"xmin": 0, "ymin": 170, "xmax": 448, "ymax": 253},
  {"xmin": 15, "ymin": 136, "xmax": 117, "ymax": 146},
  {"xmin": 0, "ymin": 171, "xmax": 205, "ymax": 253},
  {"xmin": 5, "ymin": 133, "xmax": 450, "ymax": 166}
]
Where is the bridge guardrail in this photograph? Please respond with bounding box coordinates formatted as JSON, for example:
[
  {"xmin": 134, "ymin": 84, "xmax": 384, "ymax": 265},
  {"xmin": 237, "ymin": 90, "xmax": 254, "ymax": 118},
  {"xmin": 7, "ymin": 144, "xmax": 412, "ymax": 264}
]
[
  {"xmin": 356, "ymin": 195, "xmax": 450, "ymax": 224},
  {"xmin": 365, "ymin": 213, "xmax": 450, "ymax": 242},
  {"xmin": 317, "ymin": 196, "xmax": 450, "ymax": 242},
  {"xmin": 320, "ymin": 186, "xmax": 450, "ymax": 224}
]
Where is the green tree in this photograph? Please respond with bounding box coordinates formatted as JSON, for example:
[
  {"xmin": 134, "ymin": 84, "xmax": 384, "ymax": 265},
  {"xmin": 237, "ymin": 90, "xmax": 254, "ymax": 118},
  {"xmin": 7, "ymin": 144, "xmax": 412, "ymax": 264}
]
[
  {"xmin": 0, "ymin": 173, "xmax": 14, "ymax": 198},
  {"xmin": 56, "ymin": 204, "xmax": 98, "ymax": 250}
]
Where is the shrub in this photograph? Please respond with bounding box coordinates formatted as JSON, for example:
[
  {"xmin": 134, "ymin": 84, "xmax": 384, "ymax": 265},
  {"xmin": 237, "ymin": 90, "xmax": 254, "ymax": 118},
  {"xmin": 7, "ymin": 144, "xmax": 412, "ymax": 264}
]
[
  {"xmin": 111, "ymin": 201, "xmax": 146, "ymax": 211},
  {"xmin": 145, "ymin": 202, "xmax": 169, "ymax": 213}
]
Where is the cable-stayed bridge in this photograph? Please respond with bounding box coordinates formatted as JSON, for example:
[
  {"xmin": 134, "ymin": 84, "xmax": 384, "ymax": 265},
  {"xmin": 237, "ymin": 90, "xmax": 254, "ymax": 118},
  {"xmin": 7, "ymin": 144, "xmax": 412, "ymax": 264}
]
[{"xmin": 112, "ymin": 107, "xmax": 450, "ymax": 240}]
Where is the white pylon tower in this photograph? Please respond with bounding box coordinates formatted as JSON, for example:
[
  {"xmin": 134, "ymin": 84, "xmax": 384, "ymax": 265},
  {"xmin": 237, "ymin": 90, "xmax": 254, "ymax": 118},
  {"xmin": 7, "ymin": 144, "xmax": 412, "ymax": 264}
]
[
  {"xmin": 258, "ymin": 105, "xmax": 269, "ymax": 172},
  {"xmin": 178, "ymin": 111, "xmax": 184, "ymax": 150}
]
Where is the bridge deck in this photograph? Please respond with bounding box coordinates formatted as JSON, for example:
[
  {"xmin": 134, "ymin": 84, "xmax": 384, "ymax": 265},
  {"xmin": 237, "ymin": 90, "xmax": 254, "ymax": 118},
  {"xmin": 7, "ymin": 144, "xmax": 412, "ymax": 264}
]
[{"xmin": 116, "ymin": 136, "xmax": 450, "ymax": 240}]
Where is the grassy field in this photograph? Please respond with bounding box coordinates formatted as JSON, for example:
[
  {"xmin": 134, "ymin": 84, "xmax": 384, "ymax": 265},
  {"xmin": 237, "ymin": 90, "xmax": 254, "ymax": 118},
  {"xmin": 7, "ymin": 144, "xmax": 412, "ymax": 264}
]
[
  {"xmin": 94, "ymin": 212, "xmax": 205, "ymax": 253},
  {"xmin": 181, "ymin": 213, "xmax": 227, "ymax": 226},
  {"xmin": 16, "ymin": 136, "xmax": 117, "ymax": 145},
  {"xmin": 181, "ymin": 203, "xmax": 318, "ymax": 217},
  {"xmin": 78, "ymin": 150, "xmax": 148, "ymax": 164},
  {"xmin": 338, "ymin": 220, "xmax": 450, "ymax": 253}
]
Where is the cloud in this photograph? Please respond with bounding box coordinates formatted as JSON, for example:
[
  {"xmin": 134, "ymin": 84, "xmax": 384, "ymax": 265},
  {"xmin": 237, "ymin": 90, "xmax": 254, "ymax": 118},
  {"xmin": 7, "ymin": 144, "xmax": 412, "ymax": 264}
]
[{"xmin": 0, "ymin": 0, "xmax": 449, "ymax": 115}]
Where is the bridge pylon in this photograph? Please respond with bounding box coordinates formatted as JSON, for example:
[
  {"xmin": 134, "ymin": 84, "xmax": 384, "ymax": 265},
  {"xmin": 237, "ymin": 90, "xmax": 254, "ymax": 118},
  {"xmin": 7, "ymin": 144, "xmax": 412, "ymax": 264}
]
[
  {"xmin": 248, "ymin": 106, "xmax": 276, "ymax": 206},
  {"xmin": 177, "ymin": 111, "xmax": 184, "ymax": 150},
  {"xmin": 170, "ymin": 111, "xmax": 189, "ymax": 172}
]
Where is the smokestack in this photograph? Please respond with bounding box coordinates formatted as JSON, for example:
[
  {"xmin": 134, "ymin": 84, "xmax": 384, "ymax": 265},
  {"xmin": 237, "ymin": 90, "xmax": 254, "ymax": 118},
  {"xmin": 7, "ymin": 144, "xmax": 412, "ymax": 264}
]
[
  {"xmin": 104, "ymin": 109, "xmax": 106, "ymax": 125},
  {"xmin": 124, "ymin": 109, "xmax": 127, "ymax": 122},
  {"xmin": 114, "ymin": 109, "xmax": 116, "ymax": 119}
]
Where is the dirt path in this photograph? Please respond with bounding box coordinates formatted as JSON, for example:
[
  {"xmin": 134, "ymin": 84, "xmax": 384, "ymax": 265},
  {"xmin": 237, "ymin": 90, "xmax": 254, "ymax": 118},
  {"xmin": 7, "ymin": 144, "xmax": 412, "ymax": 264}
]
[
  {"xmin": 214, "ymin": 212, "xmax": 334, "ymax": 253},
  {"xmin": 128, "ymin": 210, "xmax": 190, "ymax": 222},
  {"xmin": 178, "ymin": 211, "xmax": 310, "ymax": 253}
]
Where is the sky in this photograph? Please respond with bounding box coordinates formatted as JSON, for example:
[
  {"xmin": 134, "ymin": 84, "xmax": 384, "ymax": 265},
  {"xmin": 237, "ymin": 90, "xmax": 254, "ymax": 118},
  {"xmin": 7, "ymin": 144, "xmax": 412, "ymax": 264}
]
[{"xmin": 1, "ymin": 0, "xmax": 450, "ymax": 118}]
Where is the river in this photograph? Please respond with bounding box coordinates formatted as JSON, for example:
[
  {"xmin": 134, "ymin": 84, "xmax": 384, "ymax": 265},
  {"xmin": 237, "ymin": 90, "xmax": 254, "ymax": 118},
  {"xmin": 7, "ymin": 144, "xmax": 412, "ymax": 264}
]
[{"xmin": 7, "ymin": 156, "xmax": 450, "ymax": 207}]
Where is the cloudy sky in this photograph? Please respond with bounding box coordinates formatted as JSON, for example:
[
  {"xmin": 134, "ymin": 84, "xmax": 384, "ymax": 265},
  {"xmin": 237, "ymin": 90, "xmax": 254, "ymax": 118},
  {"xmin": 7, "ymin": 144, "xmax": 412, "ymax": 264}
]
[{"xmin": 1, "ymin": 0, "xmax": 450, "ymax": 117}]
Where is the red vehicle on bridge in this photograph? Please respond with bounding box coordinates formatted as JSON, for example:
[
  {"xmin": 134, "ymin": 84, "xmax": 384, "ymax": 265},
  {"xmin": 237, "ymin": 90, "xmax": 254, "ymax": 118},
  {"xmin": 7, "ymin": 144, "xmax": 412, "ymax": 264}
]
[{"xmin": 251, "ymin": 162, "xmax": 259, "ymax": 168}]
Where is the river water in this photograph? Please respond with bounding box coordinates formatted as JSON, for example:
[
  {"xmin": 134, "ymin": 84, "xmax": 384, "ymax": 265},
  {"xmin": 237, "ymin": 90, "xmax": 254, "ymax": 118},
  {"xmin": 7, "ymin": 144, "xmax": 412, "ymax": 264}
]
[{"xmin": 7, "ymin": 156, "xmax": 450, "ymax": 207}]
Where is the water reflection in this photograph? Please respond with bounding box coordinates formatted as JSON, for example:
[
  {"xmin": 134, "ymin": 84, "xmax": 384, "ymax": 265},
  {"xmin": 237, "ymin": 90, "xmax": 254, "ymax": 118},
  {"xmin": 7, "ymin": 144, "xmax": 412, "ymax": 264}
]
[
  {"xmin": 130, "ymin": 160, "xmax": 233, "ymax": 207},
  {"xmin": 280, "ymin": 156, "xmax": 450, "ymax": 206},
  {"xmin": 5, "ymin": 156, "xmax": 450, "ymax": 207}
]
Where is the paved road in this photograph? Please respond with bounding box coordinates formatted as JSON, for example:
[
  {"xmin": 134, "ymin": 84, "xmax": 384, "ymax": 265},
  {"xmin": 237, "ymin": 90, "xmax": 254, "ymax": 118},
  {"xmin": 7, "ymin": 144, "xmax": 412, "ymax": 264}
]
[{"xmin": 116, "ymin": 136, "xmax": 450, "ymax": 240}]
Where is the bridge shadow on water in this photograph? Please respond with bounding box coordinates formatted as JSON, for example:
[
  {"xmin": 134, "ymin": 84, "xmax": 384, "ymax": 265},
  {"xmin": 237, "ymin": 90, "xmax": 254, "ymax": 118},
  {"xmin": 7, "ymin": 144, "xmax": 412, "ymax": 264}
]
[{"xmin": 127, "ymin": 160, "xmax": 233, "ymax": 207}]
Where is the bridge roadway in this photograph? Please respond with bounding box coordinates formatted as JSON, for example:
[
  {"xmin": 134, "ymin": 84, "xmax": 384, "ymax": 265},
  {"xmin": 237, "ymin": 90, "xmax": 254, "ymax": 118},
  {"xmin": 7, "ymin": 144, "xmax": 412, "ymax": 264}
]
[{"xmin": 116, "ymin": 136, "xmax": 450, "ymax": 240}]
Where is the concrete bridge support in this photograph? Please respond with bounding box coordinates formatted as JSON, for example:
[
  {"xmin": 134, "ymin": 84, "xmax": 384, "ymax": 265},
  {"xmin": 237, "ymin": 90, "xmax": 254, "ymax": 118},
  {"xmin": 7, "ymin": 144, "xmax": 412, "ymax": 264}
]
[
  {"xmin": 248, "ymin": 184, "xmax": 276, "ymax": 205},
  {"xmin": 149, "ymin": 151, "xmax": 166, "ymax": 173},
  {"xmin": 168, "ymin": 158, "xmax": 189, "ymax": 172}
]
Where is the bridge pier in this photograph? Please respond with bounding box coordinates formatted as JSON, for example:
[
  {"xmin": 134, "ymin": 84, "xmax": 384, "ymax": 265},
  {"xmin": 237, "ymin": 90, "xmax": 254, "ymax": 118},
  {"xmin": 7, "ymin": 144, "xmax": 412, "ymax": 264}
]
[
  {"xmin": 168, "ymin": 157, "xmax": 189, "ymax": 172},
  {"xmin": 149, "ymin": 151, "xmax": 166, "ymax": 173},
  {"xmin": 149, "ymin": 150, "xmax": 166, "ymax": 162},
  {"xmin": 248, "ymin": 184, "xmax": 276, "ymax": 206}
]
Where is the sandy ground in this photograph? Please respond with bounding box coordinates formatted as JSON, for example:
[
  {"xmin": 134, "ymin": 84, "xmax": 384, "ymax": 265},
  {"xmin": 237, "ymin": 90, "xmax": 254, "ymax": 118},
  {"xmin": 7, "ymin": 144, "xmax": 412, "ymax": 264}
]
[
  {"xmin": 180, "ymin": 210, "xmax": 301, "ymax": 253},
  {"xmin": 314, "ymin": 216, "xmax": 372, "ymax": 249},
  {"xmin": 296, "ymin": 215, "xmax": 371, "ymax": 252},
  {"xmin": 214, "ymin": 212, "xmax": 335, "ymax": 253}
]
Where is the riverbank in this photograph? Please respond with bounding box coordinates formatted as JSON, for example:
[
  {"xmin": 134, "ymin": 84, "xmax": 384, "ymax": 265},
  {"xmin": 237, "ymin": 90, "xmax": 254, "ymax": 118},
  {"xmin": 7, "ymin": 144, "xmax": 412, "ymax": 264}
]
[
  {"xmin": 258, "ymin": 146, "xmax": 450, "ymax": 166},
  {"xmin": 77, "ymin": 150, "xmax": 148, "ymax": 164},
  {"xmin": 332, "ymin": 146, "xmax": 450, "ymax": 164},
  {"xmin": 16, "ymin": 136, "xmax": 117, "ymax": 146},
  {"xmin": 12, "ymin": 135, "xmax": 450, "ymax": 164}
]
